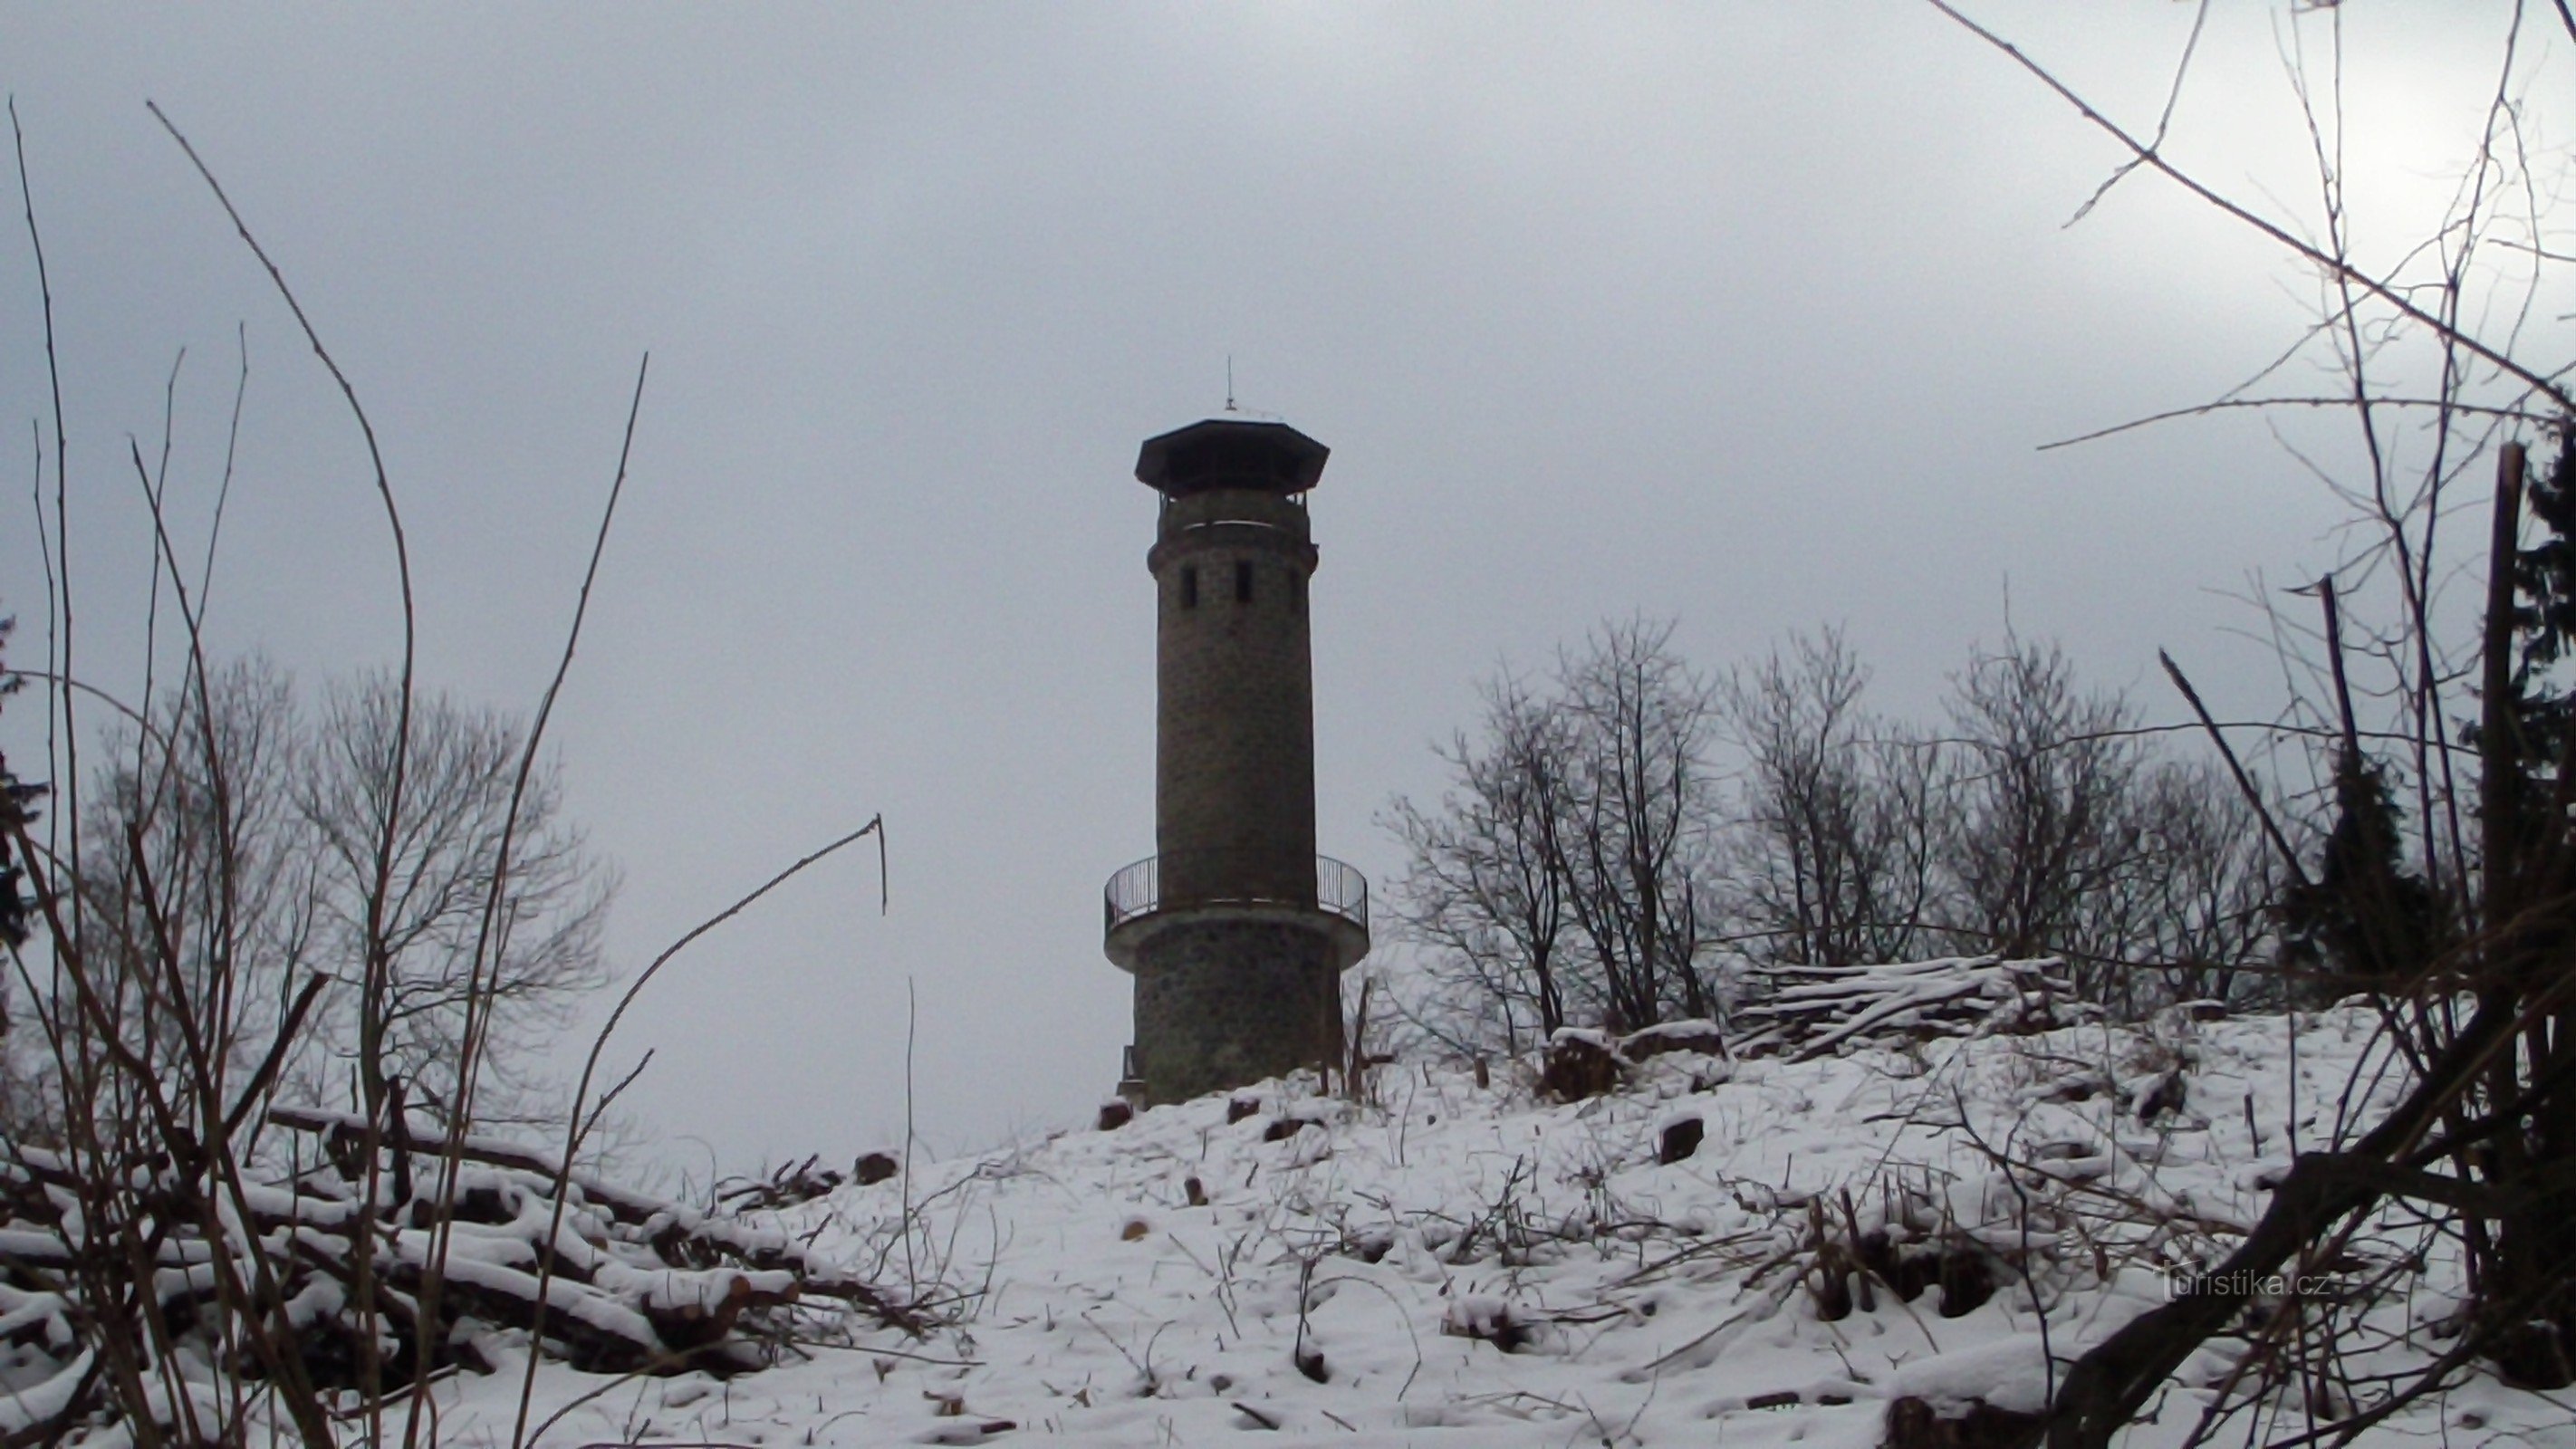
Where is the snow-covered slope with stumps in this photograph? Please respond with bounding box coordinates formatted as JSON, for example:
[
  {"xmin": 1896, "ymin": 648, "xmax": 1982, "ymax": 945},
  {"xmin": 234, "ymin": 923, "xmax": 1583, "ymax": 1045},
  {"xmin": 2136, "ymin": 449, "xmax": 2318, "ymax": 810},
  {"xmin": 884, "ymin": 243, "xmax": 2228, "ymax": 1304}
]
[{"xmin": 444, "ymin": 1003, "xmax": 2574, "ymax": 1448}]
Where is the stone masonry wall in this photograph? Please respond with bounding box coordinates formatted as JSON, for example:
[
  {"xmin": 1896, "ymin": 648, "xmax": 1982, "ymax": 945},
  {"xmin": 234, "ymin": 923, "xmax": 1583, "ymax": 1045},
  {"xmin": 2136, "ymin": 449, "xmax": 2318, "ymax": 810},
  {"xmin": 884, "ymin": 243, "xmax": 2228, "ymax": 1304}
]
[
  {"xmin": 1149, "ymin": 489, "xmax": 1320, "ymax": 905},
  {"xmin": 1132, "ymin": 918, "xmax": 1339, "ymax": 1105}
]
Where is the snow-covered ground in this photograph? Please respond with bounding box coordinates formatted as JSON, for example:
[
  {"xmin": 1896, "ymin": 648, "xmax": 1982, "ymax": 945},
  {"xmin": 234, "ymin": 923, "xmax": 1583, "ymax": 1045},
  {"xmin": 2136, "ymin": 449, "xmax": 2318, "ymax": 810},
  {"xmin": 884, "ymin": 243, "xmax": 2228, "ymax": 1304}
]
[{"xmin": 445, "ymin": 1006, "xmax": 2576, "ymax": 1448}]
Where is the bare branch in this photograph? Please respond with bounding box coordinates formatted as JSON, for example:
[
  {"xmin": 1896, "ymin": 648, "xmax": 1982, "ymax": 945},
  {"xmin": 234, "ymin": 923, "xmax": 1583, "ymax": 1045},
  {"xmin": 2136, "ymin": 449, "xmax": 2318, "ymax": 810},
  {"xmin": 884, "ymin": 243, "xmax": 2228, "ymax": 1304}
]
[{"xmin": 1924, "ymin": 0, "xmax": 2575, "ymax": 414}]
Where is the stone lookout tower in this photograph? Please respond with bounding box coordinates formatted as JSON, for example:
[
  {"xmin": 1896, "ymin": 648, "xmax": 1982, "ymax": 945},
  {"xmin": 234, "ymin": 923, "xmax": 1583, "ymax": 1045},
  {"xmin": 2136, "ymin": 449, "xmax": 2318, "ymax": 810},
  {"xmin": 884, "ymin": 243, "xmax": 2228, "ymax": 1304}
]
[{"xmin": 1102, "ymin": 417, "xmax": 1370, "ymax": 1105}]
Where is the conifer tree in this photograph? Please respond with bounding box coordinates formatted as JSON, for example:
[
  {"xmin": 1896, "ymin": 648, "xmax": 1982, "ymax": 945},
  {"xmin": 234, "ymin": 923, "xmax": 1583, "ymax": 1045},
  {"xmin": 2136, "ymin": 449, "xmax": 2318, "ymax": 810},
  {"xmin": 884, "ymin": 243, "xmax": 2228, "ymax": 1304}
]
[{"xmin": 2278, "ymin": 746, "xmax": 2446, "ymax": 996}]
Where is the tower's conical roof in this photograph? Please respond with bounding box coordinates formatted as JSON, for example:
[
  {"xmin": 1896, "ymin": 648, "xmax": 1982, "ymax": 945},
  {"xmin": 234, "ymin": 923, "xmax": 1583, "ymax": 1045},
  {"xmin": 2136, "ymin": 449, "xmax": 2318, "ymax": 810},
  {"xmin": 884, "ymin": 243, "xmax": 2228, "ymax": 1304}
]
[{"xmin": 1134, "ymin": 417, "xmax": 1330, "ymax": 495}]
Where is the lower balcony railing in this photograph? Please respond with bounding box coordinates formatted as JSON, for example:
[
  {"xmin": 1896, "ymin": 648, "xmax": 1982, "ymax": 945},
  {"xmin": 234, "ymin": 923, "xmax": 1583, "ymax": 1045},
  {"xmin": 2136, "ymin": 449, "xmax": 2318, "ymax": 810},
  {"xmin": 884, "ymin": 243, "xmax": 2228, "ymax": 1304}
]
[{"xmin": 1103, "ymin": 850, "xmax": 1368, "ymax": 937}]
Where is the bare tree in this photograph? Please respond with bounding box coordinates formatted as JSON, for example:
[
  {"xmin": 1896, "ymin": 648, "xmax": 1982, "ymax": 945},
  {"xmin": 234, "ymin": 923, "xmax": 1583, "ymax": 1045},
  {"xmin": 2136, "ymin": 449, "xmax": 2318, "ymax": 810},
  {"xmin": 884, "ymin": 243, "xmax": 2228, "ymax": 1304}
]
[
  {"xmin": 1383, "ymin": 672, "xmax": 1576, "ymax": 1053},
  {"xmin": 62, "ymin": 660, "xmax": 611, "ymax": 1138},
  {"xmin": 1719, "ymin": 626, "xmax": 1945, "ymax": 971},
  {"xmin": 72, "ymin": 657, "xmax": 321, "ymax": 1130},
  {"xmin": 1548, "ymin": 618, "xmax": 1728, "ymax": 1030},
  {"xmin": 1395, "ymin": 616, "xmax": 2278, "ymax": 1045},
  {"xmin": 297, "ymin": 671, "xmax": 612, "ymax": 1131},
  {"xmin": 1716, "ymin": 627, "xmax": 2268, "ymax": 1014},
  {"xmin": 0, "ymin": 98, "xmax": 890, "ymax": 1449},
  {"xmin": 1936, "ymin": 636, "xmax": 2150, "ymax": 981},
  {"xmin": 1387, "ymin": 619, "xmax": 1728, "ymax": 1043},
  {"xmin": 2114, "ymin": 757, "xmax": 2281, "ymax": 1013},
  {"xmin": 0, "ymin": 115, "xmax": 914, "ymax": 1449}
]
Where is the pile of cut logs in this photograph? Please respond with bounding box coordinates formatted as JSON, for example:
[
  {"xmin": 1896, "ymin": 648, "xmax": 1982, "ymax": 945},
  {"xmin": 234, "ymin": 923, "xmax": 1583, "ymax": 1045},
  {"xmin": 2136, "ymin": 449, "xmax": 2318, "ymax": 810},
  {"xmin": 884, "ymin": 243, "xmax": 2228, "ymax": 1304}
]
[
  {"xmin": 0, "ymin": 1105, "xmax": 918, "ymax": 1436},
  {"xmin": 1732, "ymin": 955, "xmax": 2091, "ymax": 1060}
]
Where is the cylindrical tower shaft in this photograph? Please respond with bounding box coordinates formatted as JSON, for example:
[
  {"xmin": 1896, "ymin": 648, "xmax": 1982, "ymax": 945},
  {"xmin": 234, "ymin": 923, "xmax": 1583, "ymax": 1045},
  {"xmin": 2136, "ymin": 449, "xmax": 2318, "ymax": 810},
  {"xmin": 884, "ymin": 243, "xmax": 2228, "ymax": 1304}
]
[
  {"xmin": 1150, "ymin": 487, "xmax": 1318, "ymax": 906},
  {"xmin": 1102, "ymin": 418, "xmax": 1369, "ymax": 1106}
]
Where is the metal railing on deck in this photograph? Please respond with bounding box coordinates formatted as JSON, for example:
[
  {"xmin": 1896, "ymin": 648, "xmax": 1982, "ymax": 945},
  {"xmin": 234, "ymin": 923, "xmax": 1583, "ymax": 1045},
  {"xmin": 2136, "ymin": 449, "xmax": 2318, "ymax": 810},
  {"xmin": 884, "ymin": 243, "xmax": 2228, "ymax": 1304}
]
[{"xmin": 1103, "ymin": 851, "xmax": 1369, "ymax": 936}]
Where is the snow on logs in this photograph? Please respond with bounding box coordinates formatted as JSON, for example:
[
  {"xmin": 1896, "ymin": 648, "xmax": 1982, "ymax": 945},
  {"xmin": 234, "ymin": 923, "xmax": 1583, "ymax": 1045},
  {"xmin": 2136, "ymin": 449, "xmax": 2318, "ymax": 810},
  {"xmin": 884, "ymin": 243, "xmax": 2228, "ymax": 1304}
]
[
  {"xmin": 1535, "ymin": 958, "xmax": 2085, "ymax": 1100},
  {"xmin": 1732, "ymin": 956, "xmax": 2091, "ymax": 1061},
  {"xmin": 0, "ymin": 1106, "xmax": 927, "ymax": 1431}
]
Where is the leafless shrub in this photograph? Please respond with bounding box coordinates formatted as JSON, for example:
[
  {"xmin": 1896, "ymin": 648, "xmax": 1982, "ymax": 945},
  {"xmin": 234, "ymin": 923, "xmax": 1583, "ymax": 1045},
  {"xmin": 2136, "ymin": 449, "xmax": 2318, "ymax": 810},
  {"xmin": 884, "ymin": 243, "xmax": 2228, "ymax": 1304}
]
[
  {"xmin": 1398, "ymin": 623, "xmax": 2280, "ymax": 1053},
  {"xmin": 1721, "ymin": 626, "xmax": 1946, "ymax": 972},
  {"xmin": 1, "ymin": 100, "xmax": 895, "ymax": 1449},
  {"xmin": 62, "ymin": 659, "xmax": 613, "ymax": 1141},
  {"xmin": 1927, "ymin": 1, "xmax": 2576, "ymax": 1441},
  {"xmin": 299, "ymin": 672, "xmax": 615, "ymax": 1132},
  {"xmin": 1937, "ymin": 639, "xmax": 2147, "ymax": 966},
  {"xmin": 1386, "ymin": 619, "xmax": 1729, "ymax": 1050},
  {"xmin": 1552, "ymin": 617, "xmax": 1730, "ymax": 1031},
  {"xmin": 1384, "ymin": 672, "xmax": 1578, "ymax": 1054}
]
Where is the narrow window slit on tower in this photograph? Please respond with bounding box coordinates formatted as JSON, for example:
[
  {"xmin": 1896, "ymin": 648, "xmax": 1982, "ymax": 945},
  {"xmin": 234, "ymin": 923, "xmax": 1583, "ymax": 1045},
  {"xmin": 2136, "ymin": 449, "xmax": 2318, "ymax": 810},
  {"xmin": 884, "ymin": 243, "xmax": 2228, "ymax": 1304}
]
[
  {"xmin": 1181, "ymin": 566, "xmax": 1198, "ymax": 609},
  {"xmin": 1235, "ymin": 560, "xmax": 1254, "ymax": 603}
]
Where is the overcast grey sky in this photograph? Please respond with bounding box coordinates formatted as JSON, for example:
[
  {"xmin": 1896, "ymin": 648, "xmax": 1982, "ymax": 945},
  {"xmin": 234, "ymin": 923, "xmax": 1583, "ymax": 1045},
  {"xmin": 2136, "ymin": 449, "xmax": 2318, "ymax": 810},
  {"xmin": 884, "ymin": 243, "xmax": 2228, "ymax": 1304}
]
[{"xmin": 3, "ymin": 4, "xmax": 2558, "ymax": 1174}]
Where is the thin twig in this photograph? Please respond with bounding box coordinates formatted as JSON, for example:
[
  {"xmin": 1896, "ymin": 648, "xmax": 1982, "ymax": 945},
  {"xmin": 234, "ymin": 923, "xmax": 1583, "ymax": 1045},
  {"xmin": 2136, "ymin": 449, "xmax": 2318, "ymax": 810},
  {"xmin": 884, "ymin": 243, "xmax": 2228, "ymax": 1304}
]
[
  {"xmin": 425, "ymin": 354, "xmax": 649, "ymax": 1449},
  {"xmin": 1923, "ymin": 1, "xmax": 2574, "ymax": 415},
  {"xmin": 2040, "ymin": 396, "xmax": 2554, "ymax": 453},
  {"xmin": 510, "ymin": 815, "xmax": 886, "ymax": 1449}
]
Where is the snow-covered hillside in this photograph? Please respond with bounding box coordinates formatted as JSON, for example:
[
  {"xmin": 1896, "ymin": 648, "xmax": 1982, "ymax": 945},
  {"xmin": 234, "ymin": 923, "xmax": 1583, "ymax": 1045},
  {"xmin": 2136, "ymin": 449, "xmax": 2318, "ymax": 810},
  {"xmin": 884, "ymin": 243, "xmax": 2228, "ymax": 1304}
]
[{"xmin": 449, "ymin": 1005, "xmax": 2571, "ymax": 1448}]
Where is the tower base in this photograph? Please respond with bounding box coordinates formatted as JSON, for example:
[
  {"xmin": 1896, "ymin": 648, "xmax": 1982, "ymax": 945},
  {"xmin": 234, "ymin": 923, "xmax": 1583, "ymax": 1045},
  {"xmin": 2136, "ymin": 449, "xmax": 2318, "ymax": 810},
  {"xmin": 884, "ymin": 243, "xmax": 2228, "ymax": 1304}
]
[{"xmin": 1130, "ymin": 919, "xmax": 1341, "ymax": 1106}]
